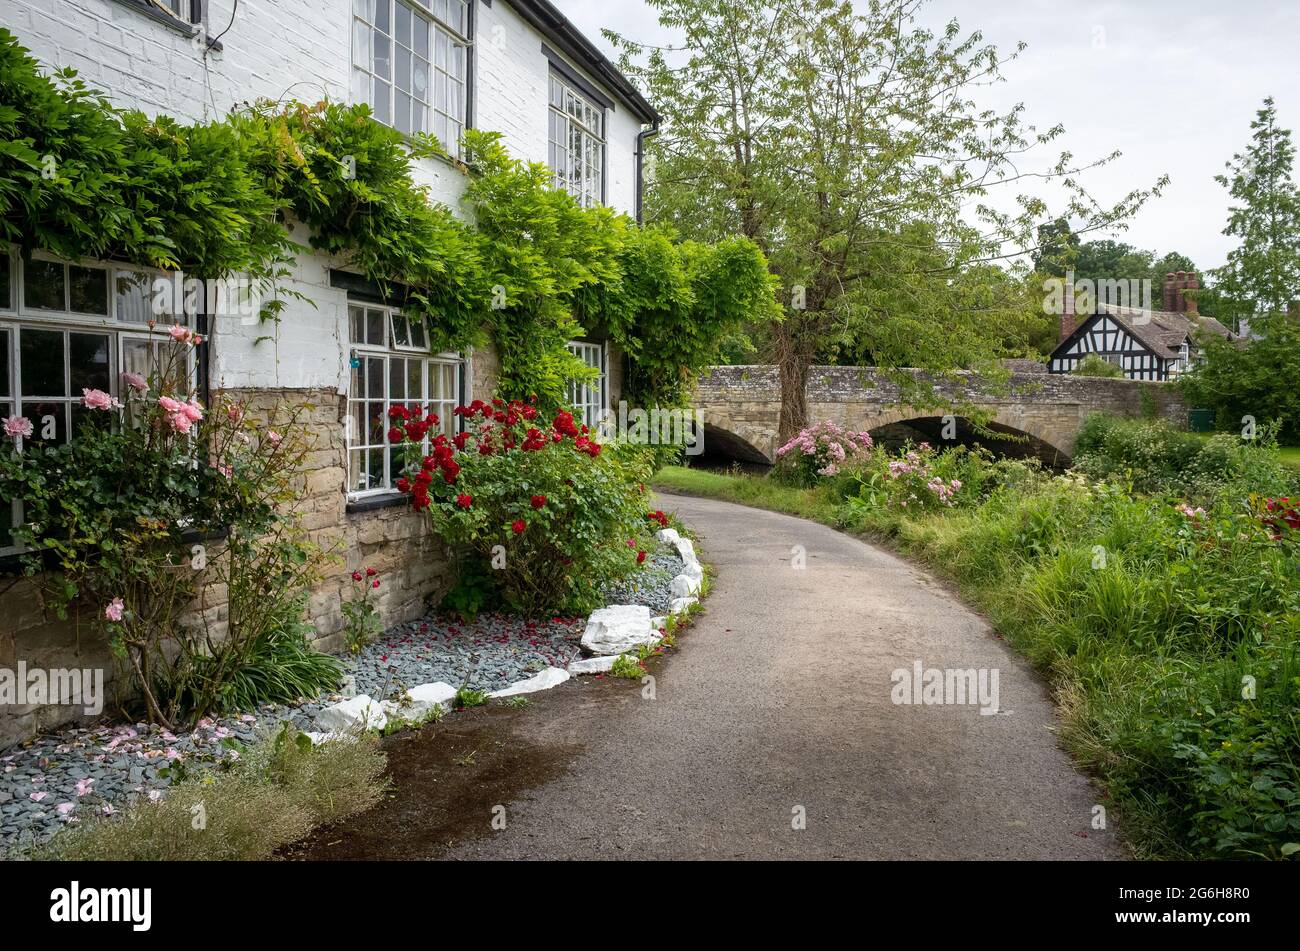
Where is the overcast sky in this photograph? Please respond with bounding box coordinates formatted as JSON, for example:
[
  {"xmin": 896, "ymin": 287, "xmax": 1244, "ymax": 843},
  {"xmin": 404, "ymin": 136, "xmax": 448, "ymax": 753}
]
[{"xmin": 554, "ymin": 0, "xmax": 1300, "ymax": 272}]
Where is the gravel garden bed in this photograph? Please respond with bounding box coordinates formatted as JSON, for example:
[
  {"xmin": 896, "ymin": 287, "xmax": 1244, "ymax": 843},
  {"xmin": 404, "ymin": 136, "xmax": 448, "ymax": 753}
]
[{"xmin": 0, "ymin": 546, "xmax": 684, "ymax": 856}]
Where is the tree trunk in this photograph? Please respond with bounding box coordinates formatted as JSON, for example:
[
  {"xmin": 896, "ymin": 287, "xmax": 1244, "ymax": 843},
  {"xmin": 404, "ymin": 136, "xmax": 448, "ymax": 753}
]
[{"xmin": 776, "ymin": 343, "xmax": 812, "ymax": 445}]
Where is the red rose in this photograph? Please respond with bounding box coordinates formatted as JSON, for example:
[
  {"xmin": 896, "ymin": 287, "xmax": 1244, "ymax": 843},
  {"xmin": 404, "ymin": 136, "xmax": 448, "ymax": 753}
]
[
  {"xmin": 396, "ymin": 477, "xmax": 411, "ymax": 493},
  {"xmin": 352, "ymin": 571, "xmax": 363, "ymax": 582},
  {"xmin": 372, "ymin": 580, "xmax": 380, "ymax": 589},
  {"xmin": 388, "ymin": 426, "xmax": 404, "ymax": 443},
  {"xmin": 456, "ymin": 494, "xmax": 473, "ymax": 509},
  {"xmin": 512, "ymin": 520, "xmax": 526, "ymax": 535},
  {"xmin": 366, "ymin": 568, "xmax": 377, "ymax": 577},
  {"xmin": 530, "ymin": 495, "xmax": 547, "ymax": 509},
  {"xmin": 637, "ymin": 550, "xmax": 647, "ymax": 564},
  {"xmin": 454, "ymin": 432, "xmax": 470, "ymax": 450}
]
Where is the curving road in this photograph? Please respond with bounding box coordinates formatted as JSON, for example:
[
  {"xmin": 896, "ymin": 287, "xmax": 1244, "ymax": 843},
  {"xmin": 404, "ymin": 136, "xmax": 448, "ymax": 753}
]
[{"xmin": 293, "ymin": 492, "xmax": 1126, "ymax": 860}]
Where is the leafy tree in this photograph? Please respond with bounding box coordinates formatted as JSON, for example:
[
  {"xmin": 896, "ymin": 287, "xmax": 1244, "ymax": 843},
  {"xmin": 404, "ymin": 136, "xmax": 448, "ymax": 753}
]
[
  {"xmin": 608, "ymin": 0, "xmax": 1160, "ymax": 440},
  {"xmin": 1213, "ymin": 97, "xmax": 1300, "ymax": 329},
  {"xmin": 1180, "ymin": 311, "xmax": 1300, "ymax": 441}
]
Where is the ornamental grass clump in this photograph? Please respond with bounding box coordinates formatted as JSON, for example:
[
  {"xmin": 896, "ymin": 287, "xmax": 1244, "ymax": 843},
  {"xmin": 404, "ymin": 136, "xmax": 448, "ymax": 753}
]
[{"xmin": 391, "ymin": 397, "xmax": 653, "ymax": 616}]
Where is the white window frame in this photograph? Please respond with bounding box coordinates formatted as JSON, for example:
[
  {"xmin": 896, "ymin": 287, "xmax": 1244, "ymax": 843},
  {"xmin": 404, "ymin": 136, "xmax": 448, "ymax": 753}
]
[
  {"xmin": 0, "ymin": 251, "xmax": 201, "ymax": 556},
  {"xmin": 549, "ymin": 74, "xmax": 606, "ymax": 208},
  {"xmin": 351, "ymin": 0, "xmax": 471, "ymax": 154},
  {"xmin": 346, "ymin": 301, "xmax": 463, "ymax": 499},
  {"xmin": 566, "ymin": 340, "xmax": 607, "ymax": 431}
]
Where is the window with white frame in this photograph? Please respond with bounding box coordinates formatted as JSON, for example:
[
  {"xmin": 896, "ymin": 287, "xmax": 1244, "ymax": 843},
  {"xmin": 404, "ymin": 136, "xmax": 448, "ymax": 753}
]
[
  {"xmin": 566, "ymin": 341, "xmax": 607, "ymax": 430},
  {"xmin": 0, "ymin": 252, "xmax": 197, "ymax": 555},
  {"xmin": 352, "ymin": 0, "xmax": 470, "ymax": 153},
  {"xmin": 549, "ymin": 75, "xmax": 605, "ymax": 208},
  {"xmin": 347, "ymin": 302, "xmax": 462, "ymax": 496}
]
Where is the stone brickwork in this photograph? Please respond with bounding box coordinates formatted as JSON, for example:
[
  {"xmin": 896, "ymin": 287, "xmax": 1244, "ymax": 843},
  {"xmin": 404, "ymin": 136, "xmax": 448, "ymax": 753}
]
[{"xmin": 695, "ymin": 365, "xmax": 1189, "ymax": 463}]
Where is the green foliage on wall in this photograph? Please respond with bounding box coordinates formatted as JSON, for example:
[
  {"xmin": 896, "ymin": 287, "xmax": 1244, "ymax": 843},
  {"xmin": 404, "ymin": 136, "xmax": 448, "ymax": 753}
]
[{"xmin": 0, "ymin": 28, "xmax": 773, "ymax": 410}]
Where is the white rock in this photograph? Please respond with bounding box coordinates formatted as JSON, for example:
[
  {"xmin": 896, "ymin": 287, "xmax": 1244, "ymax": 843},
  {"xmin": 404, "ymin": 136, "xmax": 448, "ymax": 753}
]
[
  {"xmin": 655, "ymin": 528, "xmax": 681, "ymax": 545},
  {"xmin": 389, "ymin": 682, "xmax": 458, "ymax": 721},
  {"xmin": 315, "ymin": 695, "xmax": 388, "ymax": 733},
  {"xmin": 674, "ymin": 538, "xmax": 699, "ymax": 565},
  {"xmin": 669, "ymin": 596, "xmax": 698, "ymax": 615},
  {"xmin": 669, "ymin": 573, "xmax": 702, "ymax": 599},
  {"xmin": 679, "ymin": 559, "xmax": 705, "ymax": 583},
  {"xmin": 581, "ymin": 604, "xmax": 658, "ymax": 655},
  {"xmin": 489, "ymin": 666, "xmax": 571, "ymax": 698},
  {"xmin": 568, "ymin": 655, "xmax": 619, "ymax": 676}
]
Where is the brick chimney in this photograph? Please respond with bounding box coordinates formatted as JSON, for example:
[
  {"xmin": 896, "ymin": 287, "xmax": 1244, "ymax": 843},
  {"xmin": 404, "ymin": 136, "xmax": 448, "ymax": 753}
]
[
  {"xmin": 1163, "ymin": 272, "xmax": 1177, "ymax": 311},
  {"xmin": 1059, "ymin": 277, "xmax": 1078, "ymax": 341},
  {"xmin": 1184, "ymin": 272, "xmax": 1199, "ymax": 315}
]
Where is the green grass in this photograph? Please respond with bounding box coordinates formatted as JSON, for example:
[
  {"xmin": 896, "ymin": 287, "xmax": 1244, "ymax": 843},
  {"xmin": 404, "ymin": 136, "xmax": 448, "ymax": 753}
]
[
  {"xmin": 1280, "ymin": 446, "xmax": 1300, "ymax": 472},
  {"xmin": 654, "ymin": 466, "xmax": 846, "ymax": 527}
]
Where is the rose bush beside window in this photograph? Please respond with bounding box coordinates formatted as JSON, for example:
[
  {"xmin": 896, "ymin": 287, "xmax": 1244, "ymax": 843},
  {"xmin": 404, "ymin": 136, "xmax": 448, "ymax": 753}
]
[{"xmin": 390, "ymin": 397, "xmax": 653, "ymax": 616}]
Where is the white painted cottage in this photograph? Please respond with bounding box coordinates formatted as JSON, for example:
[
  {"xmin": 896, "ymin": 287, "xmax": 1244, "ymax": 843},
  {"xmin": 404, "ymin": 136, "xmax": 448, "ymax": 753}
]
[{"xmin": 0, "ymin": 0, "xmax": 660, "ymax": 743}]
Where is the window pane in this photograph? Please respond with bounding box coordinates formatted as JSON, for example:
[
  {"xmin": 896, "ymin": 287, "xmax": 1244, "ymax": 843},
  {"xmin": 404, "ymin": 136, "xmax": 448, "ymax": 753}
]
[
  {"xmin": 395, "ymin": 1, "xmax": 411, "ymax": 45},
  {"xmin": 374, "ymin": 0, "xmax": 390, "ymax": 33},
  {"xmin": 349, "ymin": 449, "xmax": 364, "ymax": 492},
  {"xmin": 21, "ymin": 329, "xmax": 65, "ymax": 397},
  {"xmin": 390, "ymin": 313, "xmax": 410, "ymax": 348},
  {"xmin": 70, "ymin": 332, "xmax": 111, "ymax": 393},
  {"xmin": 435, "ymin": 28, "xmax": 447, "ymax": 70},
  {"xmin": 366, "ymin": 308, "xmax": 385, "ymax": 345},
  {"xmin": 367, "ymin": 447, "xmax": 384, "ymax": 489},
  {"xmin": 366, "ymin": 356, "xmax": 384, "ymax": 399},
  {"xmin": 355, "ymin": 0, "xmax": 374, "ymax": 20},
  {"xmin": 115, "ymin": 270, "xmax": 155, "ymax": 323},
  {"xmin": 408, "ymin": 359, "xmax": 421, "ymax": 399},
  {"xmin": 0, "ymin": 257, "xmax": 10, "ymax": 310},
  {"xmin": 0, "ymin": 330, "xmax": 8, "ymax": 396},
  {"xmin": 395, "ymin": 45, "xmax": 411, "ymax": 91},
  {"xmin": 374, "ymin": 32, "xmax": 391, "ymax": 80},
  {"xmin": 389, "ymin": 357, "xmax": 407, "ymax": 400},
  {"xmin": 25, "ymin": 260, "xmax": 65, "ymax": 311},
  {"xmin": 414, "ymin": 16, "xmax": 429, "ymax": 58},
  {"xmin": 69, "ymin": 265, "xmax": 108, "ymax": 315},
  {"xmin": 353, "ymin": 19, "xmax": 370, "ymax": 69},
  {"xmin": 396, "ymin": 91, "xmax": 412, "ymax": 134},
  {"xmin": 367, "ymin": 401, "xmax": 385, "ymax": 443},
  {"xmin": 349, "ymin": 304, "xmax": 366, "ymax": 345},
  {"xmin": 413, "ymin": 57, "xmax": 429, "ymax": 101},
  {"xmin": 23, "ymin": 401, "xmax": 67, "ymax": 445}
]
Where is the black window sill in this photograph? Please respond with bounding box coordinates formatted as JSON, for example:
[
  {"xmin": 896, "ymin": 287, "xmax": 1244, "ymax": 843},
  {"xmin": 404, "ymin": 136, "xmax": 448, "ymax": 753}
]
[
  {"xmin": 347, "ymin": 494, "xmax": 411, "ymax": 515},
  {"xmin": 110, "ymin": 0, "xmax": 223, "ymax": 51}
]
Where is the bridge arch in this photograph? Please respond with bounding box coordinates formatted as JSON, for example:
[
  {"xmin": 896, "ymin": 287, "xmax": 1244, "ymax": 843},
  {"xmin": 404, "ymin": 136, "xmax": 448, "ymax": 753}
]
[{"xmin": 861, "ymin": 414, "xmax": 1072, "ymax": 468}]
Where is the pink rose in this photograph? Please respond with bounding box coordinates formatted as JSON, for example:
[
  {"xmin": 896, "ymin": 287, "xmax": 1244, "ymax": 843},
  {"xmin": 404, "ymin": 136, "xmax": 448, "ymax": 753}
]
[
  {"xmin": 105, "ymin": 597, "xmax": 125, "ymax": 622},
  {"xmin": 3, "ymin": 416, "xmax": 33, "ymax": 439},
  {"xmin": 81, "ymin": 388, "xmax": 122, "ymax": 411},
  {"xmin": 180, "ymin": 400, "xmax": 203, "ymax": 423},
  {"xmin": 121, "ymin": 372, "xmax": 147, "ymax": 392},
  {"xmin": 158, "ymin": 396, "xmax": 182, "ymax": 413}
]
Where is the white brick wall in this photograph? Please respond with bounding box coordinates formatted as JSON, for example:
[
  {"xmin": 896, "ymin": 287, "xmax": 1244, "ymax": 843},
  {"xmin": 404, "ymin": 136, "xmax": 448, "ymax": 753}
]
[{"xmin": 5, "ymin": 0, "xmax": 651, "ymax": 389}]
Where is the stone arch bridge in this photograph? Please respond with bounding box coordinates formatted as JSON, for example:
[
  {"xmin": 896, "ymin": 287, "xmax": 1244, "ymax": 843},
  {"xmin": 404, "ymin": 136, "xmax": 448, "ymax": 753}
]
[{"xmin": 693, "ymin": 365, "xmax": 1187, "ymax": 467}]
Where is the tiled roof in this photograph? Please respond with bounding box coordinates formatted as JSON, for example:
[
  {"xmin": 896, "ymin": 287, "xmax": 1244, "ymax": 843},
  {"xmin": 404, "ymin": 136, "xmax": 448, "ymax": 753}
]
[{"xmin": 1095, "ymin": 305, "xmax": 1235, "ymax": 360}]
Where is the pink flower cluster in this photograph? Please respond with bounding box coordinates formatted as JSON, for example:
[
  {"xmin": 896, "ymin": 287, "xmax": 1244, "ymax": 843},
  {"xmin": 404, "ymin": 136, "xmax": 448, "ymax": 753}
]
[
  {"xmin": 167, "ymin": 325, "xmax": 204, "ymax": 347},
  {"xmin": 158, "ymin": 396, "xmax": 204, "ymax": 434},
  {"xmin": 777, "ymin": 421, "xmax": 874, "ymax": 477},
  {"xmin": 925, "ymin": 477, "xmax": 963, "ymax": 506},
  {"xmin": 1176, "ymin": 504, "xmax": 1207, "ymax": 520}
]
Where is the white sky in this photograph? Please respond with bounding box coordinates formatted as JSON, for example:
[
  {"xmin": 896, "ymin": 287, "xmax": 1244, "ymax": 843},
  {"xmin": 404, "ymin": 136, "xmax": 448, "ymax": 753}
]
[{"xmin": 554, "ymin": 0, "xmax": 1300, "ymax": 271}]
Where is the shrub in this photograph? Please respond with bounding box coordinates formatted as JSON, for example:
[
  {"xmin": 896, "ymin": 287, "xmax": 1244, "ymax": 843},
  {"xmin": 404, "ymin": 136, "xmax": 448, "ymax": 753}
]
[
  {"xmin": 1070, "ymin": 353, "xmax": 1125, "ymax": 378},
  {"xmin": 342, "ymin": 568, "xmax": 384, "ymax": 654},
  {"xmin": 28, "ymin": 724, "xmax": 387, "ymax": 861},
  {"xmin": 0, "ymin": 335, "xmax": 333, "ymax": 728},
  {"xmin": 391, "ymin": 397, "xmax": 652, "ymax": 616},
  {"xmin": 775, "ymin": 421, "xmax": 874, "ymax": 485}
]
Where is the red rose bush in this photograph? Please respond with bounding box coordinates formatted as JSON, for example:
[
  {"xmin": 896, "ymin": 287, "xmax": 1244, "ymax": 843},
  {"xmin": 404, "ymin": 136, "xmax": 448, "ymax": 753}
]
[{"xmin": 390, "ymin": 397, "xmax": 653, "ymax": 616}]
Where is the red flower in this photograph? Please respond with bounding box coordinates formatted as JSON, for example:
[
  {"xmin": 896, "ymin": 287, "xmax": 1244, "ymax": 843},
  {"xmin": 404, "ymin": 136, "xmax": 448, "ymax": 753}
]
[
  {"xmin": 441, "ymin": 459, "xmax": 461, "ymax": 484},
  {"xmin": 372, "ymin": 580, "xmax": 380, "ymax": 589},
  {"xmin": 553, "ymin": 411, "xmax": 579, "ymax": 437},
  {"xmin": 387, "ymin": 426, "xmax": 404, "ymax": 443},
  {"xmin": 512, "ymin": 520, "xmax": 526, "ymax": 535},
  {"xmin": 365, "ymin": 568, "xmax": 377, "ymax": 578},
  {"xmin": 396, "ymin": 477, "xmax": 411, "ymax": 493},
  {"xmin": 637, "ymin": 550, "xmax": 647, "ymax": 564},
  {"xmin": 351, "ymin": 571, "xmax": 363, "ymax": 582},
  {"xmin": 454, "ymin": 432, "xmax": 470, "ymax": 450},
  {"xmin": 530, "ymin": 495, "xmax": 547, "ymax": 509},
  {"xmin": 456, "ymin": 494, "xmax": 474, "ymax": 509}
]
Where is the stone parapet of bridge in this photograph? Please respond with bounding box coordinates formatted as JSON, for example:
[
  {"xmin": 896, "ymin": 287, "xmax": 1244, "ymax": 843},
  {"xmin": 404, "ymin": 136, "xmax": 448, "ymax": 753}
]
[{"xmin": 693, "ymin": 365, "xmax": 1188, "ymax": 465}]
